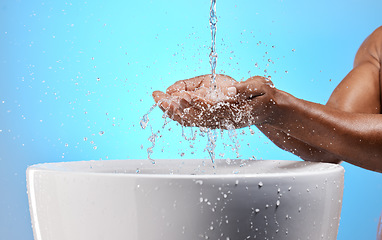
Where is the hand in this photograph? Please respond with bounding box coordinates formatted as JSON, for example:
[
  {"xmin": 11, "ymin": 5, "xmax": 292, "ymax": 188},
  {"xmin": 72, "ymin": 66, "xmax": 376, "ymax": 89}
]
[{"xmin": 152, "ymin": 75, "xmax": 278, "ymax": 129}]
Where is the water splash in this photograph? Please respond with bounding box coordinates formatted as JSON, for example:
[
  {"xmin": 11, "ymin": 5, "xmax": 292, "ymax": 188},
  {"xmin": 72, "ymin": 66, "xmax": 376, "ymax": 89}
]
[
  {"xmin": 209, "ymin": 0, "xmax": 218, "ymax": 92},
  {"xmin": 226, "ymin": 124, "xmax": 241, "ymax": 158},
  {"xmin": 206, "ymin": 128, "xmax": 218, "ymax": 165},
  {"xmin": 140, "ymin": 99, "xmax": 164, "ymax": 130},
  {"xmin": 147, "ymin": 125, "xmax": 159, "ymax": 163},
  {"xmin": 139, "ymin": 0, "xmax": 259, "ymax": 164}
]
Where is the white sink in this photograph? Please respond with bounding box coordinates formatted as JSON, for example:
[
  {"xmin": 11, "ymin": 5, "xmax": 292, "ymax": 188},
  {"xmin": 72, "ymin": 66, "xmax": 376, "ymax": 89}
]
[{"xmin": 27, "ymin": 159, "xmax": 344, "ymax": 240}]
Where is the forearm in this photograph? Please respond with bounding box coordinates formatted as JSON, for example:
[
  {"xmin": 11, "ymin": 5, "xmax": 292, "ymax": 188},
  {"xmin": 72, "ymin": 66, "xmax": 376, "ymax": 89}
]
[
  {"xmin": 268, "ymin": 89, "xmax": 382, "ymax": 172},
  {"xmin": 257, "ymin": 123, "xmax": 342, "ymax": 163}
]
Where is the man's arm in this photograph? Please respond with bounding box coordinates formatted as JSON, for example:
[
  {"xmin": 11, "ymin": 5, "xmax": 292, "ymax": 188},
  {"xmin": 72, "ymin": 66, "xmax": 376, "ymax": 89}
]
[
  {"xmin": 152, "ymin": 26, "xmax": 382, "ymax": 172},
  {"xmin": 257, "ymin": 26, "xmax": 382, "ymax": 168},
  {"xmin": 267, "ymin": 89, "xmax": 382, "ymax": 172},
  {"xmin": 253, "ymin": 26, "xmax": 381, "ymax": 171}
]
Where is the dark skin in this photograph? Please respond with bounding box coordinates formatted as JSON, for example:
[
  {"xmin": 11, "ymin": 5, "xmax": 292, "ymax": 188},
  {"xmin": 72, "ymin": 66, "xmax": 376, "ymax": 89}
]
[{"xmin": 152, "ymin": 26, "xmax": 382, "ymax": 173}]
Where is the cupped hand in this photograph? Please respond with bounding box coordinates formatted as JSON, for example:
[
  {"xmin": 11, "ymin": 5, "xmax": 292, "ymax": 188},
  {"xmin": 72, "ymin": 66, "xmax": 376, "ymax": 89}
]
[{"xmin": 152, "ymin": 74, "xmax": 278, "ymax": 129}]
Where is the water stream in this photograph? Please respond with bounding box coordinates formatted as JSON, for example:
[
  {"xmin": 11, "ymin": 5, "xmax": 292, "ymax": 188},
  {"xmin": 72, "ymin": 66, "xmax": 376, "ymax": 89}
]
[{"xmin": 140, "ymin": 0, "xmax": 242, "ymax": 164}]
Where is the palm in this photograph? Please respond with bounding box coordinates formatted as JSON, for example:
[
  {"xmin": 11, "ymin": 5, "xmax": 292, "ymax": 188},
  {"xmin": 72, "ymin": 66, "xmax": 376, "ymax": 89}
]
[{"xmin": 152, "ymin": 74, "xmax": 274, "ymax": 129}]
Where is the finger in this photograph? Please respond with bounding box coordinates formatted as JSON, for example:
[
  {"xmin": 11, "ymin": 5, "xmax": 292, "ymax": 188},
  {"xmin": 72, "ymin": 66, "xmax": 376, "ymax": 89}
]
[
  {"xmin": 172, "ymin": 88, "xmax": 213, "ymax": 110},
  {"xmin": 152, "ymin": 90, "xmax": 167, "ymax": 104},
  {"xmin": 166, "ymin": 81, "xmax": 187, "ymax": 94},
  {"xmin": 221, "ymin": 86, "xmax": 237, "ymax": 98},
  {"xmin": 171, "ymin": 92, "xmax": 193, "ymax": 111},
  {"xmin": 171, "ymin": 91, "xmax": 192, "ymax": 104},
  {"xmin": 234, "ymin": 76, "xmax": 266, "ymax": 99},
  {"xmin": 189, "ymin": 92, "xmax": 213, "ymax": 110},
  {"xmin": 215, "ymin": 74, "xmax": 237, "ymax": 85},
  {"xmin": 152, "ymin": 91, "xmax": 182, "ymax": 116},
  {"xmin": 153, "ymin": 91, "xmax": 180, "ymax": 113},
  {"xmin": 166, "ymin": 75, "xmax": 207, "ymax": 94}
]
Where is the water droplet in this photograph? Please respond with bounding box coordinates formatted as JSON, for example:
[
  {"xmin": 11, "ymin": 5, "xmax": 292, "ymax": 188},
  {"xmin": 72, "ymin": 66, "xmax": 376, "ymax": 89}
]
[
  {"xmin": 258, "ymin": 181, "xmax": 263, "ymax": 187},
  {"xmin": 140, "ymin": 114, "xmax": 149, "ymax": 129},
  {"xmin": 99, "ymin": 131, "xmax": 104, "ymax": 136},
  {"xmin": 276, "ymin": 200, "xmax": 280, "ymax": 207},
  {"xmin": 195, "ymin": 180, "xmax": 203, "ymax": 185}
]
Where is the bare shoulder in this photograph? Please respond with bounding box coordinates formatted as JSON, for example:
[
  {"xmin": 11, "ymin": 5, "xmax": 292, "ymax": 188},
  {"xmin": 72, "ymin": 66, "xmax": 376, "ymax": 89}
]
[
  {"xmin": 354, "ymin": 26, "xmax": 382, "ymax": 68},
  {"xmin": 327, "ymin": 26, "xmax": 381, "ymax": 113}
]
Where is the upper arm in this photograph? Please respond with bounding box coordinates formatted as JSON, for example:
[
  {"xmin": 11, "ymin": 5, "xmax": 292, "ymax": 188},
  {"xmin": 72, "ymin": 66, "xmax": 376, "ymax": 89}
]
[{"xmin": 326, "ymin": 26, "xmax": 382, "ymax": 114}]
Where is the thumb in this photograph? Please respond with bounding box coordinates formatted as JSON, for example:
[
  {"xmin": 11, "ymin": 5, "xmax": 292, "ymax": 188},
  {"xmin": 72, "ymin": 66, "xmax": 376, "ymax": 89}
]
[
  {"xmin": 234, "ymin": 76, "xmax": 271, "ymax": 99},
  {"xmin": 233, "ymin": 81, "xmax": 261, "ymax": 99}
]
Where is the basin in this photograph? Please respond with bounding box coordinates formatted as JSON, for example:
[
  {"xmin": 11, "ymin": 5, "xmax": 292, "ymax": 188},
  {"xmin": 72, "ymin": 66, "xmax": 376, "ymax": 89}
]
[{"xmin": 27, "ymin": 159, "xmax": 344, "ymax": 240}]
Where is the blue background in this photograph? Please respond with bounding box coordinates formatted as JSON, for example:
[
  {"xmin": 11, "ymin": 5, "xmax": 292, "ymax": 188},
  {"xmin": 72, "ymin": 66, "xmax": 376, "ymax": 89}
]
[{"xmin": 1, "ymin": 0, "xmax": 381, "ymax": 239}]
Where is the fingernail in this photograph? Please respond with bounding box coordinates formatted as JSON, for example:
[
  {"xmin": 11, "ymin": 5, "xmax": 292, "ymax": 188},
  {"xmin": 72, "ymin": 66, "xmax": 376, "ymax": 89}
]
[
  {"xmin": 227, "ymin": 87, "xmax": 237, "ymax": 96},
  {"xmin": 183, "ymin": 93, "xmax": 192, "ymax": 103}
]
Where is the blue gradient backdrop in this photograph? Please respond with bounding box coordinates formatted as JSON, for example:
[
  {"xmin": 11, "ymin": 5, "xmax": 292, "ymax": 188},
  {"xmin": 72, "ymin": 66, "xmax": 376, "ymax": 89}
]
[{"xmin": 1, "ymin": 0, "xmax": 381, "ymax": 239}]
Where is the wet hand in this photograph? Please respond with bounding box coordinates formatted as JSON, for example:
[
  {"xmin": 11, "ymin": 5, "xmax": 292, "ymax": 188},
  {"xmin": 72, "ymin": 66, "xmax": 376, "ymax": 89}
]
[{"xmin": 152, "ymin": 75, "xmax": 278, "ymax": 129}]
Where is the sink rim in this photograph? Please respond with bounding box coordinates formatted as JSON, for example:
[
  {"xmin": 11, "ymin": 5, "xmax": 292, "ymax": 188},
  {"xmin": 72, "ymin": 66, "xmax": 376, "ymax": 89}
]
[{"xmin": 26, "ymin": 159, "xmax": 344, "ymax": 179}]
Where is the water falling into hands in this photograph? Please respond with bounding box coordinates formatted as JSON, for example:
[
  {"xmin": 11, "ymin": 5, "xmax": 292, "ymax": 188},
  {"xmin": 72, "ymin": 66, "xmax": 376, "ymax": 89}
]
[{"xmin": 152, "ymin": 75, "xmax": 278, "ymax": 130}]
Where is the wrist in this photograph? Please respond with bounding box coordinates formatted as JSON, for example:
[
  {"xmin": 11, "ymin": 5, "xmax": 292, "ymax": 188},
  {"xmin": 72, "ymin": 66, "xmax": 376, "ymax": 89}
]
[{"xmin": 266, "ymin": 88, "xmax": 296, "ymax": 126}]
